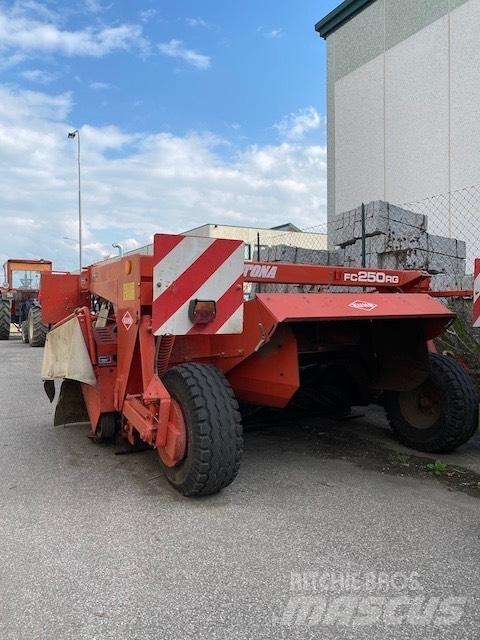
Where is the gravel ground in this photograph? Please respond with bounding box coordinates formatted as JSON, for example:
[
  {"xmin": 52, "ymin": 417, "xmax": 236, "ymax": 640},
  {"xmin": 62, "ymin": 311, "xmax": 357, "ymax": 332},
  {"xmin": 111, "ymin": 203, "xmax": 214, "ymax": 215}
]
[{"xmin": 0, "ymin": 336, "xmax": 479, "ymax": 639}]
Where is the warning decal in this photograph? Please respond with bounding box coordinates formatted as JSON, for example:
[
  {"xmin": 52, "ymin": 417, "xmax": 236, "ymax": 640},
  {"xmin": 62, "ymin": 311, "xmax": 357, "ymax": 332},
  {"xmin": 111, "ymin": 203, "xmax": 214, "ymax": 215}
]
[
  {"xmin": 123, "ymin": 282, "xmax": 136, "ymax": 301},
  {"xmin": 122, "ymin": 311, "xmax": 134, "ymax": 330}
]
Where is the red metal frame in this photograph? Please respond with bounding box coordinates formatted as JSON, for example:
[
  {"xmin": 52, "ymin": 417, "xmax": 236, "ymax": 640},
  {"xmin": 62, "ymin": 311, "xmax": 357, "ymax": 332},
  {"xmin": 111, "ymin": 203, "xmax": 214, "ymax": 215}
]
[
  {"xmin": 244, "ymin": 260, "xmax": 431, "ymax": 291},
  {"xmin": 40, "ymin": 271, "xmax": 90, "ymax": 325},
  {"xmin": 43, "ymin": 241, "xmax": 466, "ymax": 463}
]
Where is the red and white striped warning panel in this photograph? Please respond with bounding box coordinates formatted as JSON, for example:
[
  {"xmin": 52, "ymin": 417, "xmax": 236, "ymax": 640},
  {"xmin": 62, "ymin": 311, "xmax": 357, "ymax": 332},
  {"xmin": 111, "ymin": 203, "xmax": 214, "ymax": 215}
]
[
  {"xmin": 473, "ymin": 258, "xmax": 480, "ymax": 328},
  {"xmin": 152, "ymin": 234, "xmax": 244, "ymax": 336}
]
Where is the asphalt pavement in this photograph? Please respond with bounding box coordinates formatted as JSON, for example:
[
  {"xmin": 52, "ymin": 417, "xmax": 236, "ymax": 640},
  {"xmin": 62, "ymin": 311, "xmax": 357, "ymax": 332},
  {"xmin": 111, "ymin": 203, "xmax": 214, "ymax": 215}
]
[{"xmin": 0, "ymin": 335, "xmax": 479, "ymax": 639}]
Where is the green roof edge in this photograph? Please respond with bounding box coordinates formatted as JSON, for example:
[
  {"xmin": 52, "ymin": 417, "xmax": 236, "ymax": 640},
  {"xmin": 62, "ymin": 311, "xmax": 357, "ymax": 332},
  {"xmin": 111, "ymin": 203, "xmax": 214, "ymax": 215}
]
[{"xmin": 315, "ymin": 0, "xmax": 375, "ymax": 38}]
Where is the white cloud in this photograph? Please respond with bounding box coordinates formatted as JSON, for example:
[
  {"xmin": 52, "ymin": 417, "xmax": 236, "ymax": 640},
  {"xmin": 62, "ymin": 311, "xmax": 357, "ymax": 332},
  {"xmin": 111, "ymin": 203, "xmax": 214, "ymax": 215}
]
[
  {"xmin": 0, "ymin": 5, "xmax": 147, "ymax": 61},
  {"xmin": 0, "ymin": 87, "xmax": 73, "ymax": 120},
  {"xmin": 186, "ymin": 17, "xmax": 209, "ymax": 28},
  {"xmin": 257, "ymin": 26, "xmax": 284, "ymax": 39},
  {"xmin": 139, "ymin": 8, "xmax": 156, "ymax": 23},
  {"xmin": 266, "ymin": 28, "xmax": 283, "ymax": 39},
  {"xmin": 274, "ymin": 106, "xmax": 322, "ymax": 141},
  {"xmin": 21, "ymin": 68, "xmax": 56, "ymax": 84},
  {"xmin": 10, "ymin": 1, "xmax": 60, "ymax": 24},
  {"xmin": 90, "ymin": 81, "xmax": 110, "ymax": 90},
  {"xmin": 84, "ymin": 0, "xmax": 111, "ymax": 13},
  {"xmin": 79, "ymin": 124, "xmax": 140, "ymax": 150},
  {"xmin": 158, "ymin": 39, "xmax": 211, "ymax": 70},
  {"xmin": 0, "ymin": 51, "xmax": 27, "ymax": 70},
  {"xmin": 0, "ymin": 86, "xmax": 326, "ymax": 270}
]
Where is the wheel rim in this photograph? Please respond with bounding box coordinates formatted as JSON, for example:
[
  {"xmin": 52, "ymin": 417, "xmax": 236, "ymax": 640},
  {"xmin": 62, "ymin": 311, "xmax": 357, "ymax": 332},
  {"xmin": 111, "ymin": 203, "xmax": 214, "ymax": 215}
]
[
  {"xmin": 158, "ymin": 399, "xmax": 187, "ymax": 467},
  {"xmin": 398, "ymin": 380, "xmax": 443, "ymax": 429}
]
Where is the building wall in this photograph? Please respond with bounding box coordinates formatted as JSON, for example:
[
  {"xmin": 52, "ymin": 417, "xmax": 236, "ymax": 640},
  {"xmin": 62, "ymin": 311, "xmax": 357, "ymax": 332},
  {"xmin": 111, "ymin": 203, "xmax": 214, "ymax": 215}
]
[
  {"xmin": 184, "ymin": 224, "xmax": 327, "ymax": 259},
  {"xmin": 326, "ymin": 0, "xmax": 478, "ymax": 227},
  {"xmin": 107, "ymin": 225, "xmax": 327, "ymax": 263}
]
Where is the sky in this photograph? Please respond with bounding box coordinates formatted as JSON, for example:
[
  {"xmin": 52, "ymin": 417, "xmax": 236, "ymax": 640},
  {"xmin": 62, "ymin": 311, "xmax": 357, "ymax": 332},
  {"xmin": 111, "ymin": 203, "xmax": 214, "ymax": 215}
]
[{"xmin": 0, "ymin": 0, "xmax": 339, "ymax": 270}]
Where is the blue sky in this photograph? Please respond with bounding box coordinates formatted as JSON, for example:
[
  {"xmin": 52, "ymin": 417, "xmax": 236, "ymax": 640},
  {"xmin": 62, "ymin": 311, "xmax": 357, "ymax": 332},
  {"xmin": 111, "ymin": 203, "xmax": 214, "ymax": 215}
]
[{"xmin": 0, "ymin": 0, "xmax": 338, "ymax": 270}]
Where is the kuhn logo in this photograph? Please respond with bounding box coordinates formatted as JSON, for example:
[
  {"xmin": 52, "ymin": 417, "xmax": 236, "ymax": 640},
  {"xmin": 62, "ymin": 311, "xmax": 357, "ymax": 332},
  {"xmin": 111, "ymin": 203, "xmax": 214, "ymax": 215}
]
[
  {"xmin": 349, "ymin": 300, "xmax": 378, "ymax": 311},
  {"xmin": 243, "ymin": 264, "xmax": 278, "ymax": 279}
]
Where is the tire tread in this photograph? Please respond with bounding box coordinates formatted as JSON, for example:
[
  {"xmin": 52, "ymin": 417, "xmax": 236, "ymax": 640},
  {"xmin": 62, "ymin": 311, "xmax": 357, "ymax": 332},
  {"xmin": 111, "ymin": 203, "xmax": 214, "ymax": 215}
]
[
  {"xmin": 385, "ymin": 353, "xmax": 479, "ymax": 453},
  {"xmin": 0, "ymin": 299, "xmax": 10, "ymax": 340},
  {"xmin": 162, "ymin": 363, "xmax": 243, "ymax": 496},
  {"xmin": 29, "ymin": 305, "xmax": 47, "ymax": 347}
]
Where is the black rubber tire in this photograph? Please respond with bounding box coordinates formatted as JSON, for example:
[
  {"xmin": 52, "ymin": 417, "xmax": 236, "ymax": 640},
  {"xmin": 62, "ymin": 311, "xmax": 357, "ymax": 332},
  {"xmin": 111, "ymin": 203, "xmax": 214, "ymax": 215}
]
[
  {"xmin": 94, "ymin": 412, "xmax": 118, "ymax": 443},
  {"xmin": 0, "ymin": 299, "xmax": 10, "ymax": 340},
  {"xmin": 21, "ymin": 320, "xmax": 29, "ymax": 344},
  {"xmin": 384, "ymin": 353, "xmax": 479, "ymax": 453},
  {"xmin": 160, "ymin": 363, "xmax": 243, "ymax": 496},
  {"xmin": 28, "ymin": 305, "xmax": 47, "ymax": 347}
]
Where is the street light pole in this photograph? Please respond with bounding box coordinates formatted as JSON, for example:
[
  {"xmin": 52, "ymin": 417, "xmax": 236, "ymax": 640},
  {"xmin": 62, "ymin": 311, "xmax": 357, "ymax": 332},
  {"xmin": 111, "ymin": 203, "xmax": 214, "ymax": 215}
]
[{"xmin": 68, "ymin": 129, "xmax": 82, "ymax": 271}]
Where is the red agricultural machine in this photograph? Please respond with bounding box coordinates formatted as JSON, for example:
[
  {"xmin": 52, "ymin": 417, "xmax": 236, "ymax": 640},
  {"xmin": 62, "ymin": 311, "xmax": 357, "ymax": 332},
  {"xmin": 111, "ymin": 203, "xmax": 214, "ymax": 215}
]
[
  {"xmin": 0, "ymin": 258, "xmax": 51, "ymax": 346},
  {"xmin": 41, "ymin": 234, "xmax": 478, "ymax": 496}
]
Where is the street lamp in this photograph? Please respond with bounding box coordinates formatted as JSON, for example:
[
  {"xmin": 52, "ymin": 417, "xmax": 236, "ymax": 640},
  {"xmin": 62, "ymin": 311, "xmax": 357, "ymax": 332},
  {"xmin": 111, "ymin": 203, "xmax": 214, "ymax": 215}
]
[{"xmin": 68, "ymin": 129, "xmax": 82, "ymax": 272}]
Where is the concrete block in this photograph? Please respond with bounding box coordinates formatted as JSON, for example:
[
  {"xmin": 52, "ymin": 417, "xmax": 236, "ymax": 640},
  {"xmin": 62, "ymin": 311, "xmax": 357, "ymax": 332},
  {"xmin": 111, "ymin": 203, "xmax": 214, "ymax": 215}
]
[
  {"xmin": 427, "ymin": 235, "xmax": 464, "ymax": 258},
  {"xmin": 429, "ymin": 273, "xmax": 473, "ymax": 292},
  {"xmin": 342, "ymin": 242, "xmax": 362, "ymax": 265},
  {"xmin": 333, "ymin": 201, "xmax": 427, "ymax": 247},
  {"xmin": 346, "ymin": 232, "xmax": 427, "ymax": 256},
  {"xmin": 379, "ymin": 249, "xmax": 466, "ymax": 275},
  {"xmin": 295, "ymin": 247, "xmax": 329, "ymax": 266},
  {"xmin": 383, "ymin": 203, "xmax": 427, "ymax": 231},
  {"xmin": 378, "ymin": 229, "xmax": 428, "ymax": 253},
  {"xmin": 270, "ymin": 245, "xmax": 297, "ymax": 262},
  {"xmin": 429, "ymin": 254, "xmax": 466, "ymax": 275},
  {"xmin": 328, "ymin": 249, "xmax": 343, "ymax": 266},
  {"xmin": 259, "ymin": 246, "xmax": 270, "ymax": 261},
  {"xmin": 429, "ymin": 274, "xmax": 460, "ymax": 291}
]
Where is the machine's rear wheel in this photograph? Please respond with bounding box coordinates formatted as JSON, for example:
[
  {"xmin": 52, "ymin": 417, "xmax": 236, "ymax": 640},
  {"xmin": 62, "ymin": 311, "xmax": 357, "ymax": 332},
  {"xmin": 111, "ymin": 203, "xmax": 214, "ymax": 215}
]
[
  {"xmin": 28, "ymin": 305, "xmax": 47, "ymax": 347},
  {"xmin": 384, "ymin": 353, "xmax": 478, "ymax": 453},
  {"xmin": 21, "ymin": 321, "xmax": 29, "ymax": 343},
  {"xmin": 160, "ymin": 363, "xmax": 243, "ymax": 496},
  {"xmin": 94, "ymin": 413, "xmax": 118, "ymax": 443},
  {"xmin": 0, "ymin": 299, "xmax": 10, "ymax": 340}
]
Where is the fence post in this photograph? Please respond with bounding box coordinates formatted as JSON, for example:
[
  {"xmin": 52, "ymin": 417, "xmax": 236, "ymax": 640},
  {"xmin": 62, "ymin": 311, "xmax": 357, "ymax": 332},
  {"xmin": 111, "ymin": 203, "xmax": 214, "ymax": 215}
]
[{"xmin": 361, "ymin": 202, "xmax": 366, "ymax": 267}]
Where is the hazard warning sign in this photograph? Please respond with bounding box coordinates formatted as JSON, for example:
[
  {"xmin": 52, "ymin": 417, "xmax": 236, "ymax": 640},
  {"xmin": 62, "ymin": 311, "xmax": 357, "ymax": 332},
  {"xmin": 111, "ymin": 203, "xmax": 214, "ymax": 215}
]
[{"xmin": 122, "ymin": 311, "xmax": 134, "ymax": 330}]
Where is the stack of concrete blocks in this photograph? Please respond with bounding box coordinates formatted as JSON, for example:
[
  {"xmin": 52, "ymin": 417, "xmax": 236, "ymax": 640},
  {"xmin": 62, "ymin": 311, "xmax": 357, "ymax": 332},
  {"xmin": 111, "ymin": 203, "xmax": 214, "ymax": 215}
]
[
  {"xmin": 334, "ymin": 201, "xmax": 471, "ymax": 291},
  {"xmin": 255, "ymin": 244, "xmax": 343, "ymax": 294},
  {"xmin": 250, "ymin": 201, "xmax": 471, "ymax": 296}
]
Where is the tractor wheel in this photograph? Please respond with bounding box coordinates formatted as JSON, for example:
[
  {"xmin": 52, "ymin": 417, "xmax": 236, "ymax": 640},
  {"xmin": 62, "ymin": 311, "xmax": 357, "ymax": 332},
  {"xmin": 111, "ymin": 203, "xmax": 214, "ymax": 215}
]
[
  {"xmin": 0, "ymin": 299, "xmax": 10, "ymax": 340},
  {"xmin": 21, "ymin": 321, "xmax": 29, "ymax": 344},
  {"xmin": 94, "ymin": 412, "xmax": 118, "ymax": 443},
  {"xmin": 384, "ymin": 353, "xmax": 479, "ymax": 453},
  {"xmin": 160, "ymin": 363, "xmax": 243, "ymax": 496},
  {"xmin": 28, "ymin": 305, "xmax": 47, "ymax": 347}
]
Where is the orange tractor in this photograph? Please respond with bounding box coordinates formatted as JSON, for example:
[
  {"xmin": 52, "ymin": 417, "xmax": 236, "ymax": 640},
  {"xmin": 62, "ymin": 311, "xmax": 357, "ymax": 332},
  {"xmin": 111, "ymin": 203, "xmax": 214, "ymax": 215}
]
[
  {"xmin": 40, "ymin": 234, "xmax": 478, "ymax": 496},
  {"xmin": 0, "ymin": 258, "xmax": 51, "ymax": 346}
]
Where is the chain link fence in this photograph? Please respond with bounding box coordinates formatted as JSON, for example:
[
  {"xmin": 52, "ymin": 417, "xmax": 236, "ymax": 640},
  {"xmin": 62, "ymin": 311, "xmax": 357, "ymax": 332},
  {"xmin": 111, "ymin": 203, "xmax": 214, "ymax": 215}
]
[
  {"xmin": 400, "ymin": 185, "xmax": 480, "ymax": 370},
  {"xmin": 250, "ymin": 186, "xmax": 480, "ymax": 369},
  {"xmin": 246, "ymin": 223, "xmax": 329, "ymax": 263},
  {"xmin": 402, "ymin": 184, "xmax": 480, "ymax": 270},
  {"xmin": 253, "ymin": 184, "xmax": 480, "ymax": 274}
]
